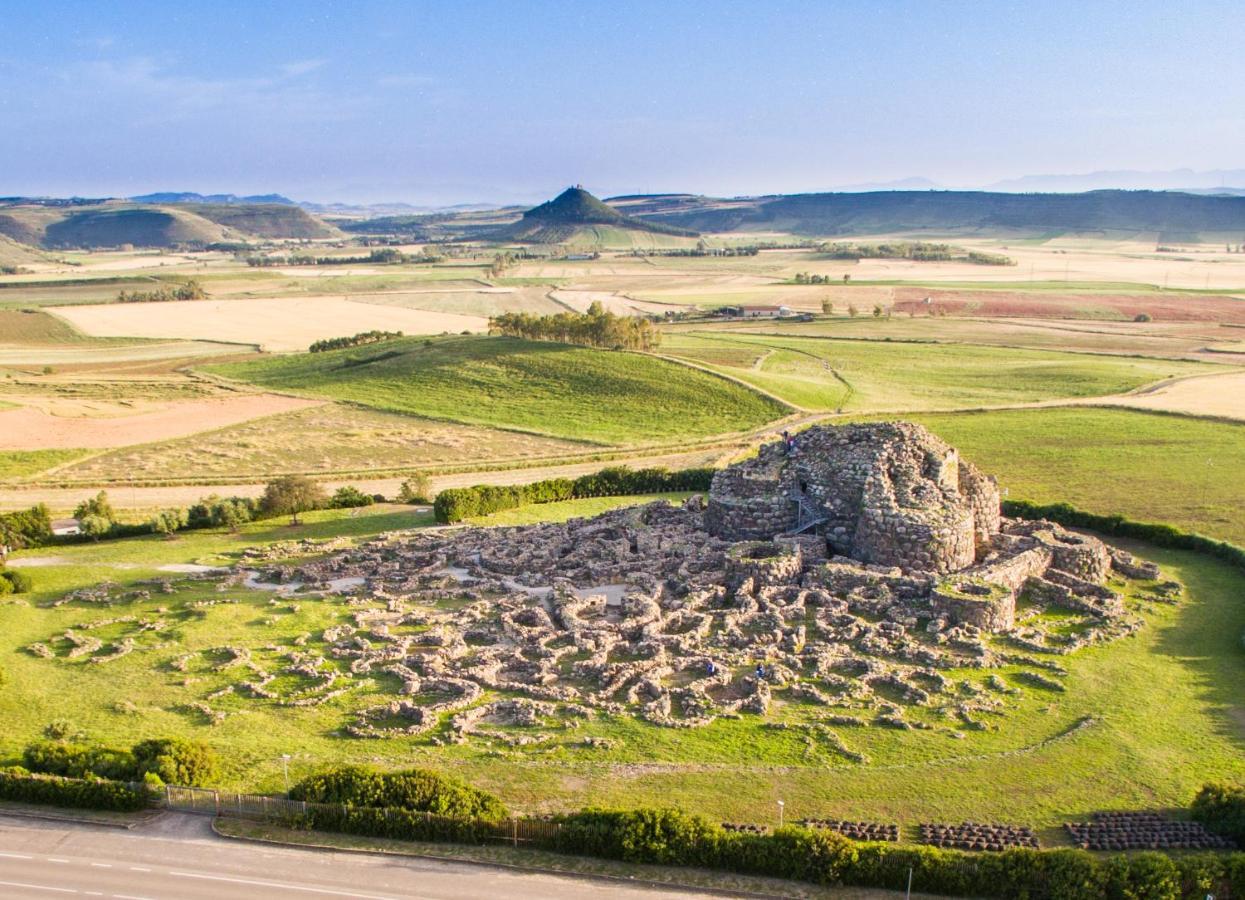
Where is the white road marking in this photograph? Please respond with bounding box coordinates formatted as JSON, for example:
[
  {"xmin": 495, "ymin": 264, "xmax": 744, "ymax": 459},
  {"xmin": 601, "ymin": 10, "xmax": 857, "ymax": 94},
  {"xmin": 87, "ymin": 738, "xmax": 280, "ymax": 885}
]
[
  {"xmin": 0, "ymin": 851, "xmax": 35, "ymax": 859},
  {"xmin": 90, "ymin": 863, "xmax": 113, "ymax": 868},
  {"xmin": 169, "ymin": 870, "xmax": 408, "ymax": 899},
  {"xmin": 113, "ymin": 895, "xmax": 156, "ymax": 900},
  {"xmin": 0, "ymin": 879, "xmax": 78, "ymax": 894},
  {"xmin": 127, "ymin": 867, "xmax": 151, "ymax": 873},
  {"xmin": 47, "ymin": 858, "xmax": 71, "ymax": 863}
]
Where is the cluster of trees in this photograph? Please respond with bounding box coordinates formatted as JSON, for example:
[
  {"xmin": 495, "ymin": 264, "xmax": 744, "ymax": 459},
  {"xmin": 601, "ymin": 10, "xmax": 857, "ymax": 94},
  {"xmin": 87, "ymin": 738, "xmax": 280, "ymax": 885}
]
[
  {"xmin": 629, "ymin": 244, "xmax": 761, "ymax": 258},
  {"xmin": 815, "ymin": 242, "xmax": 1015, "ymax": 266},
  {"xmin": 488, "ymin": 301, "xmax": 660, "ymax": 351},
  {"xmin": 309, "ymin": 330, "xmax": 405, "ymax": 353},
  {"xmin": 115, "ymin": 279, "xmax": 207, "ymax": 303},
  {"xmin": 55, "ymin": 477, "xmax": 390, "ymax": 546},
  {"xmin": 794, "ymin": 272, "xmax": 852, "ymax": 284},
  {"xmin": 1, "ymin": 504, "xmax": 52, "ymax": 555},
  {"xmin": 245, "ymin": 248, "xmax": 439, "ymax": 267},
  {"xmin": 486, "ymin": 251, "xmax": 520, "ymax": 278}
]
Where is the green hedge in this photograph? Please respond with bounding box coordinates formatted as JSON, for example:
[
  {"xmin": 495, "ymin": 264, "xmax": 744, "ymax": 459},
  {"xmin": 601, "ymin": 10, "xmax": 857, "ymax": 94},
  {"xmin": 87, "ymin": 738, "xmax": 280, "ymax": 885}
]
[
  {"xmin": 0, "ymin": 770, "xmax": 149, "ymax": 812},
  {"xmin": 22, "ymin": 737, "xmax": 218, "ymax": 787},
  {"xmin": 1003, "ymin": 499, "xmax": 1245, "ymax": 574},
  {"xmin": 290, "ymin": 765, "xmax": 508, "ymax": 821},
  {"xmin": 286, "ymin": 804, "xmax": 497, "ymax": 844},
  {"xmin": 434, "ymin": 465, "xmax": 715, "ymax": 523},
  {"xmin": 1193, "ymin": 783, "xmax": 1245, "ymax": 848}
]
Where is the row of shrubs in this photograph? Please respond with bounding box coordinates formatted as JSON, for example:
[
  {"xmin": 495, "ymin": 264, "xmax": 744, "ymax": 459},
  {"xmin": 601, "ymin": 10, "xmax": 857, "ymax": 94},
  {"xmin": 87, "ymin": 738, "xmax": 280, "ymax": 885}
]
[
  {"xmin": 433, "ymin": 465, "xmax": 715, "ymax": 523},
  {"xmin": 21, "ymin": 736, "xmax": 218, "ymax": 787},
  {"xmin": 1003, "ymin": 499, "xmax": 1245, "ymax": 575},
  {"xmin": 547, "ymin": 808, "xmax": 1244, "ymax": 899},
  {"xmin": 0, "ymin": 769, "xmax": 149, "ymax": 812}
]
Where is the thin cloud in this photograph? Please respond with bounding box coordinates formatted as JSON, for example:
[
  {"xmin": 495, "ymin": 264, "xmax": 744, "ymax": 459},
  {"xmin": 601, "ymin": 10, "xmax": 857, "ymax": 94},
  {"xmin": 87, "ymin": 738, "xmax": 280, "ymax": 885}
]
[{"xmin": 279, "ymin": 59, "xmax": 327, "ymax": 77}]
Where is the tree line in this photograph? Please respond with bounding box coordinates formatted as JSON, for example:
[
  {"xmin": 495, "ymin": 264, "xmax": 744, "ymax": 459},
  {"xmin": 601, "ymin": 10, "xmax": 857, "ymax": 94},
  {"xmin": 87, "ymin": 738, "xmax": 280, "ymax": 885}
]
[
  {"xmin": 815, "ymin": 241, "xmax": 1015, "ymax": 266},
  {"xmin": 245, "ymin": 248, "xmax": 441, "ymax": 267},
  {"xmin": 309, "ymin": 330, "xmax": 405, "ymax": 353},
  {"xmin": 488, "ymin": 301, "xmax": 659, "ymax": 351},
  {"xmin": 115, "ymin": 279, "xmax": 207, "ymax": 302}
]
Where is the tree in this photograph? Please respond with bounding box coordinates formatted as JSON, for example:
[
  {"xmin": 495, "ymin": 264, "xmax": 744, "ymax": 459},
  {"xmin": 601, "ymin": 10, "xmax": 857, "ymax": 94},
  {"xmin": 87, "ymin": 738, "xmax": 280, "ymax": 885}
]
[
  {"xmin": 74, "ymin": 491, "xmax": 115, "ymax": 524},
  {"xmin": 872, "ymin": 304, "xmax": 883, "ymax": 318},
  {"xmin": 398, "ymin": 474, "xmax": 432, "ymax": 504},
  {"xmin": 820, "ymin": 299, "xmax": 834, "ymax": 316},
  {"xmin": 842, "ymin": 273, "xmax": 851, "ymax": 284},
  {"xmin": 79, "ymin": 514, "xmax": 112, "ymax": 542},
  {"xmin": 149, "ymin": 508, "xmax": 186, "ymax": 539},
  {"xmin": 260, "ymin": 476, "xmax": 326, "ymax": 525},
  {"xmin": 213, "ymin": 499, "xmax": 251, "ymax": 533},
  {"xmin": 847, "ymin": 305, "xmax": 859, "ymax": 318}
]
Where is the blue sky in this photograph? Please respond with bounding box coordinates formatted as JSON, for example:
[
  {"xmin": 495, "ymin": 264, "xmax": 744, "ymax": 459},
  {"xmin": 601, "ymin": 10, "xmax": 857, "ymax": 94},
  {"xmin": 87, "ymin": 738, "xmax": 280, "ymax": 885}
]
[{"xmin": 1, "ymin": 1, "xmax": 1241, "ymax": 205}]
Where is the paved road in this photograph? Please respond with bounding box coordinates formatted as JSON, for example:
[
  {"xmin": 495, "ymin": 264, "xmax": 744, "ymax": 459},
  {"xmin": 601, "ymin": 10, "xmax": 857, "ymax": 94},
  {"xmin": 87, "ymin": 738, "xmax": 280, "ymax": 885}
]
[{"xmin": 0, "ymin": 813, "xmax": 731, "ymax": 899}]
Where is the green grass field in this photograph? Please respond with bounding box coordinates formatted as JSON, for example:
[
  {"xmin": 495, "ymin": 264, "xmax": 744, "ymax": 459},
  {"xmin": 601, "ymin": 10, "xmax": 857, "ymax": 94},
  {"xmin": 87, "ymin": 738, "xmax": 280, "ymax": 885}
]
[
  {"xmin": 663, "ymin": 332, "xmax": 1207, "ymax": 411},
  {"xmin": 0, "ymin": 498, "xmax": 1240, "ymax": 836},
  {"xmin": 207, "ymin": 335, "xmax": 790, "ymax": 444},
  {"xmin": 0, "ymin": 449, "xmax": 90, "ymax": 480}
]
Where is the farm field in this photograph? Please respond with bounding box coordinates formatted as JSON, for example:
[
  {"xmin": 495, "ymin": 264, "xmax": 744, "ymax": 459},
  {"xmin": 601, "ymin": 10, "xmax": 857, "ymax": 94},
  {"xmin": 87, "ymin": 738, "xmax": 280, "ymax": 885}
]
[
  {"xmin": 0, "ymin": 392, "xmax": 323, "ymax": 451},
  {"xmin": 48, "ymin": 404, "xmax": 589, "ymax": 484},
  {"xmin": 207, "ymin": 335, "xmax": 791, "ymax": 444},
  {"xmin": 687, "ymin": 315, "xmax": 1245, "ymax": 364},
  {"xmin": 49, "ymin": 297, "xmax": 489, "ymax": 352},
  {"xmin": 661, "ymin": 331, "xmax": 1210, "ymax": 412}
]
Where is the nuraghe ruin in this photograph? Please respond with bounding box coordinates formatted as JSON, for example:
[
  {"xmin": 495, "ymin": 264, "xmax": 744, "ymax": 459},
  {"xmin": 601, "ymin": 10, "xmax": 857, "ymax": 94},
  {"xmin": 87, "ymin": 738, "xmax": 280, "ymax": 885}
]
[{"xmin": 43, "ymin": 423, "xmax": 1175, "ymax": 745}]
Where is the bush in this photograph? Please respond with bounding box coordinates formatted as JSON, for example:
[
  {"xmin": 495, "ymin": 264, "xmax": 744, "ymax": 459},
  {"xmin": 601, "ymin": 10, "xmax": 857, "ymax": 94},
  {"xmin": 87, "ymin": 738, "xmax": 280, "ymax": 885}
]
[
  {"xmin": 328, "ymin": 486, "xmax": 374, "ymax": 509},
  {"xmin": 1, "ymin": 568, "xmax": 33, "ymax": 593},
  {"xmin": 433, "ymin": 465, "xmax": 714, "ymax": 523},
  {"xmin": 0, "ymin": 771, "xmax": 148, "ymax": 812},
  {"xmin": 397, "ymin": 474, "xmax": 432, "ymax": 504},
  {"xmin": 1192, "ymin": 782, "xmax": 1245, "ymax": 847},
  {"xmin": 22, "ymin": 740, "xmax": 137, "ymax": 780},
  {"xmin": 290, "ymin": 765, "xmax": 507, "ymax": 821},
  {"xmin": 1102, "ymin": 851, "xmax": 1181, "ymax": 899},
  {"xmin": 131, "ymin": 738, "xmax": 218, "ymax": 787}
]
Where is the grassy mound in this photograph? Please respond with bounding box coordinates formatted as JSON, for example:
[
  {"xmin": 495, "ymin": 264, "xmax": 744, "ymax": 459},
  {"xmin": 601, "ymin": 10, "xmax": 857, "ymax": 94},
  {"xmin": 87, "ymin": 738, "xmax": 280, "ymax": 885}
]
[
  {"xmin": 207, "ymin": 335, "xmax": 787, "ymax": 444},
  {"xmin": 184, "ymin": 203, "xmax": 337, "ymax": 239},
  {"xmin": 44, "ymin": 207, "xmax": 228, "ymax": 248}
]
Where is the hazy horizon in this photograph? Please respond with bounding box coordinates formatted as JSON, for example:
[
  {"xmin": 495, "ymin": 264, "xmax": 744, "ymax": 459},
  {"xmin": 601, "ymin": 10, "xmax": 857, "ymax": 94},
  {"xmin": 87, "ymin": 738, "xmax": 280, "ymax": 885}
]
[{"xmin": 3, "ymin": 0, "xmax": 1243, "ymax": 205}]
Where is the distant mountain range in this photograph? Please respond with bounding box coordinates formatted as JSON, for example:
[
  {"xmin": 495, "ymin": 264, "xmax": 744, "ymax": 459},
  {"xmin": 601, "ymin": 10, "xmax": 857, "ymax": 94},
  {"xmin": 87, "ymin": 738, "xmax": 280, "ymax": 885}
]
[
  {"xmin": 818, "ymin": 170, "xmax": 1245, "ymax": 196},
  {"xmin": 129, "ymin": 192, "xmax": 297, "ymax": 205}
]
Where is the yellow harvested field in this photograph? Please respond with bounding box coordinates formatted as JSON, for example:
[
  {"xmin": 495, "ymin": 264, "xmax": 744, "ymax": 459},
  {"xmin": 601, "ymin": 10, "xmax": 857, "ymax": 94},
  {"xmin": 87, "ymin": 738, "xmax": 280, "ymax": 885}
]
[
  {"xmin": 0, "ymin": 446, "xmax": 729, "ymax": 514},
  {"xmin": 0, "ymin": 393, "xmax": 323, "ymax": 450},
  {"xmin": 49, "ymin": 298, "xmax": 489, "ymax": 352},
  {"xmin": 1106, "ymin": 370, "xmax": 1245, "ymax": 421}
]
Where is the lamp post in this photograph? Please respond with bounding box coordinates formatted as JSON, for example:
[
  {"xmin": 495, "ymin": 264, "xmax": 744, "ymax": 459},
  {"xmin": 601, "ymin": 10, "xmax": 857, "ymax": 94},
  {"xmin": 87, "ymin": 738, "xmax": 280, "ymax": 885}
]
[
  {"xmin": 777, "ymin": 799, "xmax": 785, "ymax": 829},
  {"xmin": 281, "ymin": 754, "xmax": 292, "ymax": 798}
]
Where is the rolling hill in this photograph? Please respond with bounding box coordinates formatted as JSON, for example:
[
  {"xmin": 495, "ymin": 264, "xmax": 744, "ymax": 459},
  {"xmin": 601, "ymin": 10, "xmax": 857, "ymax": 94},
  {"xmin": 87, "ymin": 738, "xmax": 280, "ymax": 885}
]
[
  {"xmin": 207, "ymin": 334, "xmax": 787, "ymax": 444},
  {"xmin": 616, "ymin": 189, "xmax": 1245, "ymax": 236},
  {"xmin": 0, "ymin": 200, "xmax": 337, "ymax": 249}
]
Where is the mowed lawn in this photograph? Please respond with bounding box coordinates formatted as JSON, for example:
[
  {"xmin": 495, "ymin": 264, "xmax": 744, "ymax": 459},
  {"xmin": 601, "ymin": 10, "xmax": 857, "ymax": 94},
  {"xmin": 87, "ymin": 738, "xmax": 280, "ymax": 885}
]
[
  {"xmin": 207, "ymin": 335, "xmax": 790, "ymax": 444},
  {"xmin": 868, "ymin": 407, "xmax": 1245, "ymax": 545},
  {"xmin": 662, "ymin": 332, "xmax": 1208, "ymax": 411}
]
